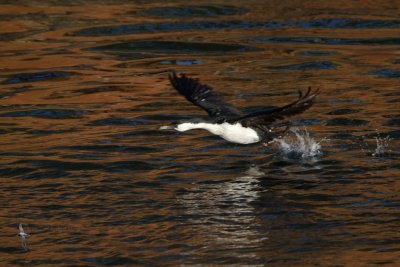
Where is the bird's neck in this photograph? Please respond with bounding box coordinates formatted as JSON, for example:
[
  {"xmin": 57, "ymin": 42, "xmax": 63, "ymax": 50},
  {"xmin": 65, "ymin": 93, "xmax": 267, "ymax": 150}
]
[
  {"xmin": 175, "ymin": 122, "xmax": 222, "ymax": 135},
  {"xmin": 175, "ymin": 121, "xmax": 261, "ymax": 144}
]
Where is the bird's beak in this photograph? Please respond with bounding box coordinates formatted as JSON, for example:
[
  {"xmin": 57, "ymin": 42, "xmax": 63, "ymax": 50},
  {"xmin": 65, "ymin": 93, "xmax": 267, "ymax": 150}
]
[
  {"xmin": 159, "ymin": 121, "xmax": 179, "ymax": 131},
  {"xmin": 159, "ymin": 125, "xmax": 175, "ymax": 130}
]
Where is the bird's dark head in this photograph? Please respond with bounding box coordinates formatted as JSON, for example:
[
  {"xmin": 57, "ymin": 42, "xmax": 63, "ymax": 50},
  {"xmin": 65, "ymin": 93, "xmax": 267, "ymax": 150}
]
[
  {"xmin": 159, "ymin": 121, "xmax": 178, "ymax": 130},
  {"xmin": 159, "ymin": 119, "xmax": 187, "ymax": 130}
]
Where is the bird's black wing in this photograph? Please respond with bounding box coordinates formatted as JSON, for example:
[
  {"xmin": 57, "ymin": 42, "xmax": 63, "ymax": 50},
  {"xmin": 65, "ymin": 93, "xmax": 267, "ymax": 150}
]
[
  {"xmin": 169, "ymin": 71, "xmax": 243, "ymax": 121},
  {"xmin": 233, "ymin": 87, "xmax": 319, "ymax": 127}
]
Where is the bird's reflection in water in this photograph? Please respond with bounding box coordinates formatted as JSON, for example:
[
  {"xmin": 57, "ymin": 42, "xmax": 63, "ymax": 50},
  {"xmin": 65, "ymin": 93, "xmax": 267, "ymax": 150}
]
[{"xmin": 176, "ymin": 166, "xmax": 267, "ymax": 258}]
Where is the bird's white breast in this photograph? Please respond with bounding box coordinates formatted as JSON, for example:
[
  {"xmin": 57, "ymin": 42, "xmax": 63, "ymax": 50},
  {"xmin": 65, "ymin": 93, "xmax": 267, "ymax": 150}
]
[{"xmin": 175, "ymin": 122, "xmax": 260, "ymax": 144}]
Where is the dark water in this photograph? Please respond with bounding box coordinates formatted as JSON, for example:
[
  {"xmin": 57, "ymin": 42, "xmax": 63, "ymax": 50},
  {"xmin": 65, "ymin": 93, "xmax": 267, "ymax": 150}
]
[{"xmin": 1, "ymin": 1, "xmax": 400, "ymax": 266}]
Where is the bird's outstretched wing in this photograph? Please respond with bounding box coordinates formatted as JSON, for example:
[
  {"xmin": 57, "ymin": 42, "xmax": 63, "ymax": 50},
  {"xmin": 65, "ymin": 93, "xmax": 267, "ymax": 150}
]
[
  {"xmin": 19, "ymin": 223, "xmax": 24, "ymax": 234},
  {"xmin": 169, "ymin": 72, "xmax": 243, "ymax": 121},
  {"xmin": 234, "ymin": 87, "xmax": 319, "ymax": 127}
]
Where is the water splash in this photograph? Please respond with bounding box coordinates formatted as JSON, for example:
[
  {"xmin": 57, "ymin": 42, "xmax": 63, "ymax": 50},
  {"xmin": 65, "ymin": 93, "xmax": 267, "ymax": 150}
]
[
  {"xmin": 360, "ymin": 131, "xmax": 392, "ymax": 157},
  {"xmin": 371, "ymin": 135, "xmax": 391, "ymax": 157},
  {"xmin": 273, "ymin": 127, "xmax": 323, "ymax": 160}
]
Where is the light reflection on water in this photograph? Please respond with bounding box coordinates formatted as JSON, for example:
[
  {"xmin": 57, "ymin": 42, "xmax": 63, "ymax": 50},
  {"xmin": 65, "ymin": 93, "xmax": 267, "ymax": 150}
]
[
  {"xmin": 0, "ymin": 0, "xmax": 400, "ymax": 266},
  {"xmin": 177, "ymin": 167, "xmax": 264, "ymax": 261}
]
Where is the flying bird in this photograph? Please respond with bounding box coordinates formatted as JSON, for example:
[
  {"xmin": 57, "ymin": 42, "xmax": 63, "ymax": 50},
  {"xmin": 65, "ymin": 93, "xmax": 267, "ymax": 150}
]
[
  {"xmin": 18, "ymin": 223, "xmax": 30, "ymax": 251},
  {"xmin": 163, "ymin": 71, "xmax": 319, "ymax": 145}
]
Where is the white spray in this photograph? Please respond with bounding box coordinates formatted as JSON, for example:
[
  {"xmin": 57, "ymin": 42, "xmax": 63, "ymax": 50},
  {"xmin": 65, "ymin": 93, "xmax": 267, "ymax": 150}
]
[{"xmin": 273, "ymin": 127, "xmax": 324, "ymax": 159}]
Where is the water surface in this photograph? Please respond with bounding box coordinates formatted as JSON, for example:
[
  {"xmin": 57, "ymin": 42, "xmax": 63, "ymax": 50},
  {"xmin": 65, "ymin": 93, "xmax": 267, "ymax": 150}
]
[{"xmin": 1, "ymin": 1, "xmax": 400, "ymax": 266}]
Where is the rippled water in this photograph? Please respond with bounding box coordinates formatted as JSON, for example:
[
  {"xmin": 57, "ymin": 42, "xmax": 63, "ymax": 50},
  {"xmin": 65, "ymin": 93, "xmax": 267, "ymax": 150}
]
[{"xmin": 1, "ymin": 1, "xmax": 400, "ymax": 266}]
